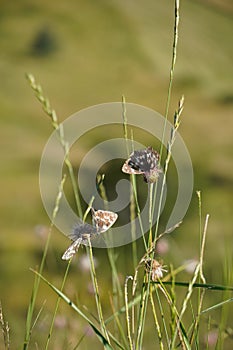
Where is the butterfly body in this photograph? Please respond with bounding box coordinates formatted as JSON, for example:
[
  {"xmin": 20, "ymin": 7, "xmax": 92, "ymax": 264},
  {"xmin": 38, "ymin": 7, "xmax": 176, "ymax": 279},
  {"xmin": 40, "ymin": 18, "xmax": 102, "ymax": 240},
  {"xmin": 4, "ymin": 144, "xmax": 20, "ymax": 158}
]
[{"xmin": 68, "ymin": 223, "xmax": 97, "ymax": 241}]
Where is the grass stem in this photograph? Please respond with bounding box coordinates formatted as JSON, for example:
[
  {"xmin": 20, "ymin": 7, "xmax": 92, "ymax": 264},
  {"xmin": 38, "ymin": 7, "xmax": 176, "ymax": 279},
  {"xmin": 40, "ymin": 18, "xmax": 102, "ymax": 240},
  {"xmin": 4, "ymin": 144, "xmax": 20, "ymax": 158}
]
[
  {"xmin": 22, "ymin": 175, "xmax": 66, "ymax": 350},
  {"xmin": 87, "ymin": 236, "xmax": 111, "ymax": 344}
]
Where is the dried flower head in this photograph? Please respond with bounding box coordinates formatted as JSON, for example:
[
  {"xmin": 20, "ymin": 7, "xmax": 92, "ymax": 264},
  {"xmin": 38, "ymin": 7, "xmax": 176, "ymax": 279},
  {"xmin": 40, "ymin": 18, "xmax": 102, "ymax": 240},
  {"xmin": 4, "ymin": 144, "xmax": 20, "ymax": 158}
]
[{"xmin": 144, "ymin": 258, "xmax": 167, "ymax": 281}]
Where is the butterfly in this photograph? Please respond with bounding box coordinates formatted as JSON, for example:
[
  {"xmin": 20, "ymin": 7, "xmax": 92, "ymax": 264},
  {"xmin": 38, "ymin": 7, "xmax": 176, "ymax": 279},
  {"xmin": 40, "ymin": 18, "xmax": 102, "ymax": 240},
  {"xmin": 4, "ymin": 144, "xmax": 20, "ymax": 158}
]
[
  {"xmin": 122, "ymin": 146, "xmax": 162, "ymax": 183},
  {"xmin": 62, "ymin": 209, "xmax": 118, "ymax": 260}
]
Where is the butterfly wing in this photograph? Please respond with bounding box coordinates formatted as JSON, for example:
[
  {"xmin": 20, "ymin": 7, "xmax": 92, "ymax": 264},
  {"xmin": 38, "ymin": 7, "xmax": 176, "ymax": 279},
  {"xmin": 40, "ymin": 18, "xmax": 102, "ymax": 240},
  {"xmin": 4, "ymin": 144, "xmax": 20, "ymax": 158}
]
[
  {"xmin": 62, "ymin": 238, "xmax": 82, "ymax": 260},
  {"xmin": 91, "ymin": 209, "xmax": 118, "ymax": 233},
  {"xmin": 122, "ymin": 161, "xmax": 144, "ymax": 175}
]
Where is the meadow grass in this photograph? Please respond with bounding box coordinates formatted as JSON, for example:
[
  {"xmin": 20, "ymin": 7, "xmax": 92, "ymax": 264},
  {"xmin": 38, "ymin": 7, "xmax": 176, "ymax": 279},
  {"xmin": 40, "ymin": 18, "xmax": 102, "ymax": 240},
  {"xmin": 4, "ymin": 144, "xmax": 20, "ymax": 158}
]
[
  {"xmin": 18, "ymin": 73, "xmax": 233, "ymax": 348},
  {"xmin": 1, "ymin": 1, "xmax": 233, "ymax": 349}
]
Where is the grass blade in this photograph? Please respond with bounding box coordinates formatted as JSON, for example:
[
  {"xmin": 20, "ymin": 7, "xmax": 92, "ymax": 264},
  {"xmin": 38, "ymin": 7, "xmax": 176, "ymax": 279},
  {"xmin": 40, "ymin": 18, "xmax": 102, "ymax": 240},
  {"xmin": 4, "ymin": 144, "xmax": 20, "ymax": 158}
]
[
  {"xmin": 0, "ymin": 302, "xmax": 10, "ymax": 350},
  {"xmin": 30, "ymin": 269, "xmax": 116, "ymax": 350},
  {"xmin": 22, "ymin": 175, "xmax": 66, "ymax": 350},
  {"xmin": 152, "ymin": 281, "xmax": 233, "ymax": 292}
]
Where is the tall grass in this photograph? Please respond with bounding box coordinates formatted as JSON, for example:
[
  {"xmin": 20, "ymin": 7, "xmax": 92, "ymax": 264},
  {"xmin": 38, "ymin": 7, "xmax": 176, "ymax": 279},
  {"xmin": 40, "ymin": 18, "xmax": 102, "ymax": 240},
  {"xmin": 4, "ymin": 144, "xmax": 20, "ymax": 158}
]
[{"xmin": 1, "ymin": 1, "xmax": 232, "ymax": 350}]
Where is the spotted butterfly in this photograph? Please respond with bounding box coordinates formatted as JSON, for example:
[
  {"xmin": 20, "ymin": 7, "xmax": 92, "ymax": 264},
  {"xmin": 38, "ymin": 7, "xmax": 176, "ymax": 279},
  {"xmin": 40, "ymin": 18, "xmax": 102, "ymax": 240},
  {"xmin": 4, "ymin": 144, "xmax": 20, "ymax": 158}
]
[{"xmin": 122, "ymin": 146, "xmax": 162, "ymax": 183}]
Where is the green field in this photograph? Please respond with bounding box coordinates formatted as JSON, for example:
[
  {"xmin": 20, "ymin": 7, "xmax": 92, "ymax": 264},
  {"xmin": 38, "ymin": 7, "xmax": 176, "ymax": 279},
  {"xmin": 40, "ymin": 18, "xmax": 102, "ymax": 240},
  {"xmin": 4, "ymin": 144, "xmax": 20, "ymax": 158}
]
[{"xmin": 0, "ymin": 0, "xmax": 233, "ymax": 349}]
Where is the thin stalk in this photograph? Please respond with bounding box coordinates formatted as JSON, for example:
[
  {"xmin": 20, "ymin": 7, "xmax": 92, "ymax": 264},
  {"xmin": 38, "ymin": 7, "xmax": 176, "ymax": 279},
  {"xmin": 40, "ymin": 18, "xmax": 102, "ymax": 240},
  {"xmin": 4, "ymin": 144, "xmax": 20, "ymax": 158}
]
[
  {"xmin": 170, "ymin": 262, "xmax": 201, "ymax": 349},
  {"xmin": 197, "ymin": 191, "xmax": 202, "ymax": 264},
  {"xmin": 190, "ymin": 212, "xmax": 209, "ymax": 346},
  {"xmin": 154, "ymin": 96, "xmax": 184, "ymax": 244},
  {"xmin": 131, "ymin": 173, "xmax": 147, "ymax": 251},
  {"xmin": 155, "ymin": 282, "xmax": 189, "ymax": 350},
  {"xmin": 0, "ymin": 302, "xmax": 10, "ymax": 350},
  {"xmin": 98, "ymin": 176, "xmax": 125, "ymax": 343},
  {"xmin": 153, "ymin": 0, "xmax": 181, "ymax": 243},
  {"xmin": 45, "ymin": 260, "xmax": 72, "ymax": 349},
  {"xmin": 135, "ymin": 280, "xmax": 148, "ymax": 350},
  {"xmin": 135, "ymin": 183, "xmax": 154, "ymax": 348},
  {"xmin": 129, "ymin": 183, "xmax": 138, "ymax": 343},
  {"xmin": 98, "ymin": 177, "xmax": 122, "ymax": 301},
  {"xmin": 127, "ymin": 131, "xmax": 148, "ymax": 252},
  {"xmin": 108, "ymin": 296, "xmax": 129, "ymax": 349},
  {"xmin": 148, "ymin": 183, "xmax": 154, "ymax": 247},
  {"xmin": 159, "ymin": 0, "xmax": 180, "ymax": 161},
  {"xmin": 195, "ymin": 191, "xmax": 203, "ymax": 344},
  {"xmin": 130, "ymin": 132, "xmax": 148, "ymax": 251},
  {"xmin": 122, "ymin": 98, "xmax": 139, "ymax": 266},
  {"xmin": 149, "ymin": 289, "xmax": 164, "ymax": 350},
  {"xmin": 124, "ymin": 276, "xmax": 134, "ymax": 350},
  {"xmin": 169, "ymin": 266, "xmax": 177, "ymax": 343},
  {"xmin": 154, "ymin": 286, "xmax": 170, "ymax": 348},
  {"xmin": 122, "ymin": 95, "xmax": 130, "ymax": 156},
  {"xmin": 199, "ymin": 216, "xmax": 208, "ymax": 286},
  {"xmin": 130, "ymin": 183, "xmax": 138, "ymax": 269},
  {"xmin": 87, "ymin": 236, "xmax": 110, "ymax": 344},
  {"xmin": 26, "ymin": 73, "xmax": 83, "ymax": 219},
  {"xmin": 135, "ymin": 262, "xmax": 151, "ymax": 348},
  {"xmin": 22, "ymin": 175, "xmax": 66, "ymax": 350},
  {"xmin": 218, "ymin": 251, "xmax": 233, "ymax": 350}
]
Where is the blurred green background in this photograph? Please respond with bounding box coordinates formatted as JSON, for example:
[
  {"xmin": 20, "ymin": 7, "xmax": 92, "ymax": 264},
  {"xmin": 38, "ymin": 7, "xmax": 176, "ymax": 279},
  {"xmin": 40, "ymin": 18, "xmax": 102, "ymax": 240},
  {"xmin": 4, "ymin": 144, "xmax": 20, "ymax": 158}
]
[{"xmin": 0, "ymin": 0, "xmax": 233, "ymax": 348}]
